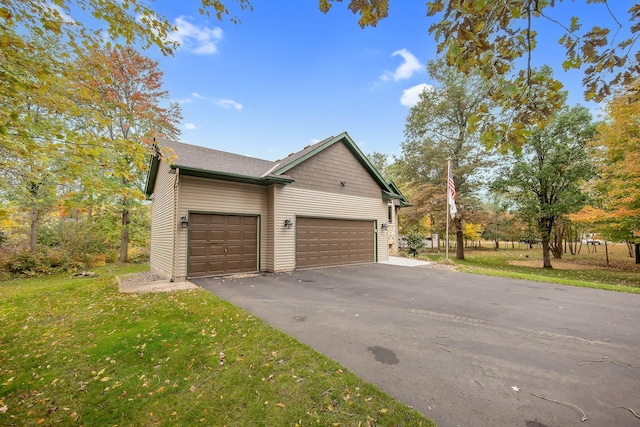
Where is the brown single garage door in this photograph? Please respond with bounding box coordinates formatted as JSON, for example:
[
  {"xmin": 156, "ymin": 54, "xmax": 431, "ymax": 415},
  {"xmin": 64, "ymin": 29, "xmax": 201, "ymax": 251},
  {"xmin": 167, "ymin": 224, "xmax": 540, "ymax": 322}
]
[
  {"xmin": 296, "ymin": 217, "xmax": 375, "ymax": 269},
  {"xmin": 188, "ymin": 214, "xmax": 258, "ymax": 277}
]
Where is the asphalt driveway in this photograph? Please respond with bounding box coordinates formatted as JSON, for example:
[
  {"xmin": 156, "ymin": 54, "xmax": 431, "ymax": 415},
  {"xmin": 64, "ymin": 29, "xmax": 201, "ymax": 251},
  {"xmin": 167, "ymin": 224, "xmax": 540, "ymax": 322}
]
[{"xmin": 192, "ymin": 263, "xmax": 640, "ymax": 427}]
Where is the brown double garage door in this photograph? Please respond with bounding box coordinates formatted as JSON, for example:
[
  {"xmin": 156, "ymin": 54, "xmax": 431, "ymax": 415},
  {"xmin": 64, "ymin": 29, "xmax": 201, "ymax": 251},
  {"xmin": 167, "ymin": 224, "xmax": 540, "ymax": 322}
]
[
  {"xmin": 296, "ymin": 217, "xmax": 376, "ymax": 269},
  {"xmin": 188, "ymin": 214, "xmax": 375, "ymax": 277}
]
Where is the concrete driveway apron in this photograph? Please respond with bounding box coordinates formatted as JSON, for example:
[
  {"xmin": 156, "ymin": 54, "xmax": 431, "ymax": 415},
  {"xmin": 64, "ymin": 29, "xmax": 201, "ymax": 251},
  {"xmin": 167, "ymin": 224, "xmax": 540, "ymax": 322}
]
[{"xmin": 192, "ymin": 263, "xmax": 640, "ymax": 427}]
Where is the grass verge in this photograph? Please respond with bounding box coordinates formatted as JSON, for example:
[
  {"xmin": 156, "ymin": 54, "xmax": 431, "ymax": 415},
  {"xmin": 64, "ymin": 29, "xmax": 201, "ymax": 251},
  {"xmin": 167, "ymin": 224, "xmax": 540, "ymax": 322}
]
[
  {"xmin": 0, "ymin": 264, "xmax": 433, "ymax": 426},
  {"xmin": 418, "ymin": 244, "xmax": 640, "ymax": 293}
]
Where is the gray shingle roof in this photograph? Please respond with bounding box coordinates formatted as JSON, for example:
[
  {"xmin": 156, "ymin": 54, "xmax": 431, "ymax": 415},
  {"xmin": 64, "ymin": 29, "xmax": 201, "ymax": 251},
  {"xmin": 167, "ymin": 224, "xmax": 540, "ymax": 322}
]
[
  {"xmin": 146, "ymin": 133, "xmax": 407, "ymax": 206},
  {"xmin": 156, "ymin": 138, "xmax": 277, "ymax": 178}
]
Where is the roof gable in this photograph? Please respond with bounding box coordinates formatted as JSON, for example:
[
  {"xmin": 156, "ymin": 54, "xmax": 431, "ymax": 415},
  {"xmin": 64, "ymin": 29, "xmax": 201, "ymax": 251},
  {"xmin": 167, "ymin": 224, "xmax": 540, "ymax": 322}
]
[{"xmin": 271, "ymin": 132, "xmax": 391, "ymax": 191}]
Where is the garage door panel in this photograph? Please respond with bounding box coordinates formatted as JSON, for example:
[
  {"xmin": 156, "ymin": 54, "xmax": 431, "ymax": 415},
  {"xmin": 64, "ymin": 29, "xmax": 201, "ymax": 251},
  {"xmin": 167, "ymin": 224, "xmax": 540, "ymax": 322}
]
[
  {"xmin": 191, "ymin": 230, "xmax": 208, "ymax": 241},
  {"xmin": 190, "ymin": 246, "xmax": 208, "ymax": 257},
  {"xmin": 188, "ymin": 214, "xmax": 258, "ymax": 277},
  {"xmin": 190, "ymin": 215, "xmax": 209, "ymax": 225},
  {"xmin": 227, "ymin": 216, "xmax": 243, "ymax": 226},
  {"xmin": 208, "ymin": 230, "xmax": 225, "ymax": 241},
  {"xmin": 296, "ymin": 217, "xmax": 375, "ymax": 269}
]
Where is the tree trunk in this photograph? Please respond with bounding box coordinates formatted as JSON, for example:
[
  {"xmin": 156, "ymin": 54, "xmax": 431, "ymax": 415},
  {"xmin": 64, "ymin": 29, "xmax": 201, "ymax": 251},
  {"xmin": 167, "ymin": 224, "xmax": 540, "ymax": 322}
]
[
  {"xmin": 455, "ymin": 217, "xmax": 465, "ymax": 260},
  {"xmin": 29, "ymin": 207, "xmax": 39, "ymax": 253},
  {"xmin": 119, "ymin": 209, "xmax": 130, "ymax": 263},
  {"xmin": 538, "ymin": 216, "xmax": 554, "ymax": 268},
  {"xmin": 541, "ymin": 237, "xmax": 553, "ymax": 268},
  {"xmin": 635, "ymin": 243, "xmax": 640, "ymax": 264},
  {"xmin": 552, "ymin": 225, "xmax": 563, "ymax": 259}
]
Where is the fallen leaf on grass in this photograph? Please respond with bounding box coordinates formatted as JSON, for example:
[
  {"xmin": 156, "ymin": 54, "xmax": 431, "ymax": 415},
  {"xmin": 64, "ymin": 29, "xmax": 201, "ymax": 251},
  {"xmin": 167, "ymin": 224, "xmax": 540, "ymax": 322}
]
[{"xmin": 0, "ymin": 405, "xmax": 7, "ymax": 413}]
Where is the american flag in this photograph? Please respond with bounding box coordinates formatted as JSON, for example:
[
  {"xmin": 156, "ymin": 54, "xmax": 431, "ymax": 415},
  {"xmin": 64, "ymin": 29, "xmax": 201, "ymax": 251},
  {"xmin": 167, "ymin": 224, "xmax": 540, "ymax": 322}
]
[
  {"xmin": 448, "ymin": 161, "xmax": 457, "ymax": 218},
  {"xmin": 448, "ymin": 167, "xmax": 456, "ymax": 201}
]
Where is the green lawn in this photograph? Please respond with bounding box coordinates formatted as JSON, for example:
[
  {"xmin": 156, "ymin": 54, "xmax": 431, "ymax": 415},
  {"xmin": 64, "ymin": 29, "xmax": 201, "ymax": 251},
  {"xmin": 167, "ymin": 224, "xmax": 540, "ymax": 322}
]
[
  {"xmin": 418, "ymin": 242, "xmax": 640, "ymax": 293},
  {"xmin": 0, "ymin": 264, "xmax": 433, "ymax": 426}
]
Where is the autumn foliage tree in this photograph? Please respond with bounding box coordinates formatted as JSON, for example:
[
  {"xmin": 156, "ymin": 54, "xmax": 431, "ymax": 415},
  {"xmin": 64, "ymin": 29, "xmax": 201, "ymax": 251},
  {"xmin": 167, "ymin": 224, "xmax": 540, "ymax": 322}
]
[
  {"xmin": 492, "ymin": 105, "xmax": 597, "ymax": 268},
  {"xmin": 1, "ymin": 1, "xmax": 251, "ymax": 119},
  {"xmin": 0, "ymin": 32, "xmax": 75, "ymax": 252},
  {"xmin": 575, "ymin": 80, "xmax": 640, "ymax": 262},
  {"xmin": 395, "ymin": 60, "xmax": 497, "ymax": 260},
  {"xmin": 70, "ymin": 47, "xmax": 181, "ymax": 263},
  {"xmin": 322, "ymin": 0, "xmax": 639, "ymax": 149}
]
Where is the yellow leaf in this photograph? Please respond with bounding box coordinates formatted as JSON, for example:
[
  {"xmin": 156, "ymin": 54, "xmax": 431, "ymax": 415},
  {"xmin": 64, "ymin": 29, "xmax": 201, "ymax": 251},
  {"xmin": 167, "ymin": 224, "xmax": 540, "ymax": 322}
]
[
  {"xmin": 101, "ymin": 376, "xmax": 110, "ymax": 382},
  {"xmin": 379, "ymin": 408, "xmax": 388, "ymax": 414}
]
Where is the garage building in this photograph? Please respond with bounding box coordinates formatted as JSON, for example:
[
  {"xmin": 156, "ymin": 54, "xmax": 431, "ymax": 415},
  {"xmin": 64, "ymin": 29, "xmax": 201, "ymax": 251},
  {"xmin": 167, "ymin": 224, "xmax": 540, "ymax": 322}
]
[{"xmin": 144, "ymin": 132, "xmax": 409, "ymax": 281}]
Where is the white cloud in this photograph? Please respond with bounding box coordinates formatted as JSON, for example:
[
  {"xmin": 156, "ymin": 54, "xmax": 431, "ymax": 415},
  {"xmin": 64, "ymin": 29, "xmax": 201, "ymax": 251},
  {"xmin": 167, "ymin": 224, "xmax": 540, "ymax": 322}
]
[
  {"xmin": 168, "ymin": 16, "xmax": 224, "ymax": 55},
  {"xmin": 174, "ymin": 97, "xmax": 192, "ymax": 104},
  {"xmin": 180, "ymin": 92, "xmax": 242, "ymax": 110},
  {"xmin": 400, "ymin": 83, "xmax": 434, "ymax": 107},
  {"xmin": 217, "ymin": 99, "xmax": 243, "ymax": 111},
  {"xmin": 380, "ymin": 48, "xmax": 423, "ymax": 82},
  {"xmin": 184, "ymin": 123, "xmax": 197, "ymax": 130}
]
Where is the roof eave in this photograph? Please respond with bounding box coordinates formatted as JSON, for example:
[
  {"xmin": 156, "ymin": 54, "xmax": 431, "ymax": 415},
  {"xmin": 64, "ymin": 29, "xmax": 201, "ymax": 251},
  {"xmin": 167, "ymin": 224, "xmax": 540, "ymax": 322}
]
[
  {"xmin": 387, "ymin": 180, "xmax": 411, "ymax": 207},
  {"xmin": 382, "ymin": 190, "xmax": 403, "ymax": 200},
  {"xmin": 175, "ymin": 165, "xmax": 294, "ymax": 185},
  {"xmin": 144, "ymin": 154, "xmax": 160, "ymax": 198}
]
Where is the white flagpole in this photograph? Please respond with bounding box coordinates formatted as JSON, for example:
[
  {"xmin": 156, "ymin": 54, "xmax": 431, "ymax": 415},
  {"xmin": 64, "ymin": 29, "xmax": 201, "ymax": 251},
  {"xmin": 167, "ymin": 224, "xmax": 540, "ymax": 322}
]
[{"xmin": 445, "ymin": 159, "xmax": 450, "ymax": 260}]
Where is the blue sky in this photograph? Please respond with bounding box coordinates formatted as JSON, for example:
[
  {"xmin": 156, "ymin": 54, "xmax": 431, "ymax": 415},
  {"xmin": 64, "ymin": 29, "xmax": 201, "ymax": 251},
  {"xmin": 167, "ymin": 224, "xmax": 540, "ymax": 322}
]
[{"xmin": 146, "ymin": 1, "xmax": 633, "ymax": 161}]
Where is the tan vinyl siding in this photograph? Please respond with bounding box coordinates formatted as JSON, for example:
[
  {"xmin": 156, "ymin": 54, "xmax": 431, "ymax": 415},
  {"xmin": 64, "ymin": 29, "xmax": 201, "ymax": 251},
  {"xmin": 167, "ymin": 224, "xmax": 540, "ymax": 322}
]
[
  {"xmin": 285, "ymin": 141, "xmax": 380, "ymax": 198},
  {"xmin": 149, "ymin": 161, "xmax": 176, "ymax": 279},
  {"xmin": 273, "ymin": 186, "xmax": 388, "ymax": 271},
  {"xmin": 265, "ymin": 185, "xmax": 276, "ymax": 271},
  {"xmin": 176, "ymin": 176, "xmax": 268, "ymax": 279}
]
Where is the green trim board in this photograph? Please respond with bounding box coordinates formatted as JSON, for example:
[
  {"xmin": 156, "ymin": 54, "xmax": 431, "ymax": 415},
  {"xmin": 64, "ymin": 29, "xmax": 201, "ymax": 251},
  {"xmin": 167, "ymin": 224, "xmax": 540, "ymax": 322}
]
[
  {"xmin": 144, "ymin": 154, "xmax": 161, "ymax": 198},
  {"xmin": 175, "ymin": 166, "xmax": 294, "ymax": 186}
]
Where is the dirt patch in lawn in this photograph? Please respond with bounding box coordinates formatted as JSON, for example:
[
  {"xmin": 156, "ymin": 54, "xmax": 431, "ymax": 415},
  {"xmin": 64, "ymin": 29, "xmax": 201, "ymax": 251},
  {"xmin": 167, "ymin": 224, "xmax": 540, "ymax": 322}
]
[{"xmin": 509, "ymin": 260, "xmax": 601, "ymax": 270}]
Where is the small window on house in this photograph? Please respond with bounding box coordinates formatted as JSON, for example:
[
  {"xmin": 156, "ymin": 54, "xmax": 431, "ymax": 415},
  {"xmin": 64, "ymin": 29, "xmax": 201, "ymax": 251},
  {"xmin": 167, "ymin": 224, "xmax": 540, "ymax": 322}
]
[{"xmin": 387, "ymin": 204, "xmax": 393, "ymax": 224}]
